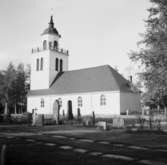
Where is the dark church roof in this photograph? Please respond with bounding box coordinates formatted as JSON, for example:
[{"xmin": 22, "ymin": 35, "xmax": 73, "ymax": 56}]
[
  {"xmin": 41, "ymin": 16, "xmax": 61, "ymax": 37},
  {"xmin": 28, "ymin": 65, "xmax": 135, "ymax": 96}
]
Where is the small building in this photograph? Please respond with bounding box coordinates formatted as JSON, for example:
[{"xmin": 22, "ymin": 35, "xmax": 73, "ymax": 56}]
[{"xmin": 27, "ymin": 16, "xmax": 141, "ymax": 118}]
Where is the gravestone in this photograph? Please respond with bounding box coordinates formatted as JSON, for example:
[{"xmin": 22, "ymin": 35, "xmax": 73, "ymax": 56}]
[
  {"xmin": 67, "ymin": 100, "xmax": 73, "ymax": 120},
  {"xmin": 32, "ymin": 114, "xmax": 44, "ymax": 126},
  {"xmin": 113, "ymin": 118, "xmax": 124, "ymax": 128},
  {"xmin": 53, "ymin": 100, "xmax": 60, "ymax": 124},
  {"xmin": 77, "ymin": 108, "xmax": 81, "ymax": 120},
  {"xmin": 96, "ymin": 121, "xmax": 107, "ymax": 130}
]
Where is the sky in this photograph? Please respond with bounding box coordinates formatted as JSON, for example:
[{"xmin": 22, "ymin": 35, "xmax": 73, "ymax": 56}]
[{"xmin": 0, "ymin": 0, "xmax": 151, "ymax": 80}]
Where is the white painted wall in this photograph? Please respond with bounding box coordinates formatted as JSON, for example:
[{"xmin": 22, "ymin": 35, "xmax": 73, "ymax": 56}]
[
  {"xmin": 120, "ymin": 92, "xmax": 141, "ymax": 114},
  {"xmin": 30, "ymin": 51, "xmax": 50, "ymax": 90},
  {"xmin": 27, "ymin": 96, "xmax": 52, "ymax": 114},
  {"xmin": 27, "ymin": 91, "xmax": 120, "ymax": 116}
]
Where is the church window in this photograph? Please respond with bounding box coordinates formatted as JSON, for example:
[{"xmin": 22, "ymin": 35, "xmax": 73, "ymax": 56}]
[
  {"xmin": 36, "ymin": 58, "xmax": 39, "ymax": 71},
  {"xmin": 100, "ymin": 94, "xmax": 106, "ymax": 106},
  {"xmin": 58, "ymin": 98, "xmax": 62, "ymax": 107},
  {"xmin": 43, "ymin": 40, "xmax": 47, "ymax": 50},
  {"xmin": 41, "ymin": 98, "xmax": 44, "ymax": 108},
  {"xmin": 60, "ymin": 59, "xmax": 63, "ymax": 72},
  {"xmin": 40, "ymin": 58, "xmax": 43, "ymax": 70},
  {"xmin": 49, "ymin": 41, "xmax": 52, "ymax": 49},
  {"xmin": 54, "ymin": 41, "xmax": 58, "ymax": 49},
  {"xmin": 78, "ymin": 96, "xmax": 83, "ymax": 107},
  {"xmin": 55, "ymin": 58, "xmax": 59, "ymax": 71}
]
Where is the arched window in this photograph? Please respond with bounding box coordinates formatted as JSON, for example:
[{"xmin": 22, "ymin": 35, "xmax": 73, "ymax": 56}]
[
  {"xmin": 40, "ymin": 58, "xmax": 43, "ymax": 70},
  {"xmin": 55, "ymin": 58, "xmax": 59, "ymax": 71},
  {"xmin": 58, "ymin": 98, "xmax": 62, "ymax": 107},
  {"xmin": 49, "ymin": 42, "xmax": 52, "ymax": 49},
  {"xmin": 60, "ymin": 59, "xmax": 63, "ymax": 72},
  {"xmin": 43, "ymin": 40, "xmax": 47, "ymax": 50},
  {"xmin": 54, "ymin": 41, "xmax": 58, "ymax": 49},
  {"xmin": 100, "ymin": 94, "xmax": 106, "ymax": 106},
  {"xmin": 36, "ymin": 58, "xmax": 39, "ymax": 71},
  {"xmin": 78, "ymin": 96, "xmax": 83, "ymax": 107},
  {"xmin": 40, "ymin": 98, "xmax": 44, "ymax": 108}
]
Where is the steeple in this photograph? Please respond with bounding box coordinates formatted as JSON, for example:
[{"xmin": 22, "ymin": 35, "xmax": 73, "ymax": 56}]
[
  {"xmin": 30, "ymin": 15, "xmax": 69, "ymax": 90},
  {"xmin": 49, "ymin": 15, "xmax": 54, "ymax": 28},
  {"xmin": 42, "ymin": 16, "xmax": 61, "ymax": 37}
]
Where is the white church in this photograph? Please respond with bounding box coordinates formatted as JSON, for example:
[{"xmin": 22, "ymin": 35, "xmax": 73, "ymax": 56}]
[{"xmin": 27, "ymin": 16, "xmax": 141, "ymax": 118}]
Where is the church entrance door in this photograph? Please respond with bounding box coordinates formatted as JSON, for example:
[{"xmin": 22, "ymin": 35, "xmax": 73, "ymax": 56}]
[{"xmin": 53, "ymin": 100, "xmax": 60, "ymax": 124}]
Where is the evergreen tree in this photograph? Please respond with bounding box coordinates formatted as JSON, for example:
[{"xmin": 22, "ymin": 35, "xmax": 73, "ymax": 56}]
[
  {"xmin": 0, "ymin": 63, "xmax": 16, "ymax": 115},
  {"xmin": 0, "ymin": 63, "xmax": 30, "ymax": 115},
  {"xmin": 130, "ymin": 0, "xmax": 167, "ymax": 109}
]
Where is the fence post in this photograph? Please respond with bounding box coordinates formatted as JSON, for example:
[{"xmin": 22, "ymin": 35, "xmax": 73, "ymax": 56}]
[
  {"xmin": 92, "ymin": 111, "xmax": 95, "ymax": 126},
  {"xmin": 1, "ymin": 144, "xmax": 7, "ymax": 165}
]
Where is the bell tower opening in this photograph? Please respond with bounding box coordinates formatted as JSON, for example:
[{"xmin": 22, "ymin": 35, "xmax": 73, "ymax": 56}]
[
  {"xmin": 54, "ymin": 41, "xmax": 58, "ymax": 49},
  {"xmin": 43, "ymin": 40, "xmax": 47, "ymax": 50}
]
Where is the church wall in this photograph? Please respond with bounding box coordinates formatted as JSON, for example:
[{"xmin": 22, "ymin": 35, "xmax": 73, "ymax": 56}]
[
  {"xmin": 27, "ymin": 91, "xmax": 120, "ymax": 117},
  {"xmin": 120, "ymin": 92, "xmax": 141, "ymax": 114},
  {"xmin": 30, "ymin": 51, "xmax": 50, "ymax": 90},
  {"xmin": 27, "ymin": 96, "xmax": 52, "ymax": 114},
  {"xmin": 50, "ymin": 91, "xmax": 120, "ymax": 117}
]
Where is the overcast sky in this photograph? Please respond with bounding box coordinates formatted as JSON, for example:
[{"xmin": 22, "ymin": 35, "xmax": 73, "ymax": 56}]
[{"xmin": 0, "ymin": 0, "xmax": 151, "ymax": 79}]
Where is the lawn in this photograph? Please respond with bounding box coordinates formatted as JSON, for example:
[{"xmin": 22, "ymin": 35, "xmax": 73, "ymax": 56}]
[{"xmin": 0, "ymin": 125, "xmax": 167, "ymax": 165}]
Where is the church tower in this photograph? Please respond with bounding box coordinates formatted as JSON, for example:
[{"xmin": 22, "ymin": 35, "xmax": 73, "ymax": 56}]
[{"xmin": 30, "ymin": 16, "xmax": 69, "ymax": 90}]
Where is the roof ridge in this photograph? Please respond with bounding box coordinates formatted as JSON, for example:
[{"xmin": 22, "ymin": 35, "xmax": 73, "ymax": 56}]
[
  {"xmin": 106, "ymin": 65, "xmax": 121, "ymax": 90},
  {"xmin": 107, "ymin": 66, "xmax": 130, "ymax": 91},
  {"xmin": 64, "ymin": 65, "xmax": 109, "ymax": 72}
]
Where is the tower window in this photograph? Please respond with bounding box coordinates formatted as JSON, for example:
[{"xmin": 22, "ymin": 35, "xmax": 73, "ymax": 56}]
[
  {"xmin": 43, "ymin": 40, "xmax": 47, "ymax": 50},
  {"xmin": 55, "ymin": 58, "xmax": 59, "ymax": 71},
  {"xmin": 40, "ymin": 98, "xmax": 44, "ymax": 108},
  {"xmin": 78, "ymin": 96, "xmax": 83, "ymax": 107},
  {"xmin": 36, "ymin": 58, "xmax": 39, "ymax": 71},
  {"xmin": 40, "ymin": 58, "xmax": 43, "ymax": 70},
  {"xmin": 49, "ymin": 42, "xmax": 52, "ymax": 49},
  {"xmin": 60, "ymin": 59, "xmax": 63, "ymax": 72},
  {"xmin": 100, "ymin": 94, "xmax": 106, "ymax": 106},
  {"xmin": 54, "ymin": 41, "xmax": 58, "ymax": 49}
]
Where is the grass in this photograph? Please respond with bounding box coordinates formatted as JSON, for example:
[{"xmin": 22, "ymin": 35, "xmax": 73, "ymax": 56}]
[
  {"xmin": 1, "ymin": 124, "xmax": 167, "ymax": 164},
  {"xmin": 0, "ymin": 137, "xmax": 140, "ymax": 165}
]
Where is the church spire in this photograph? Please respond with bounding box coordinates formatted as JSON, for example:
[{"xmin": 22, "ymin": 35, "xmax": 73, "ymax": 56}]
[
  {"xmin": 42, "ymin": 15, "xmax": 61, "ymax": 37},
  {"xmin": 49, "ymin": 15, "xmax": 54, "ymax": 28}
]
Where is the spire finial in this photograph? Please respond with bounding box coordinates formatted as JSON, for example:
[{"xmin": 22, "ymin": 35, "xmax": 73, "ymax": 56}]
[
  {"xmin": 49, "ymin": 15, "xmax": 54, "ymax": 28},
  {"xmin": 50, "ymin": 15, "xmax": 53, "ymax": 23}
]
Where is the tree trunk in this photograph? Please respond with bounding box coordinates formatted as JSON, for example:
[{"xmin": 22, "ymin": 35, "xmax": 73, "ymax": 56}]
[
  {"xmin": 164, "ymin": 107, "xmax": 167, "ymax": 121},
  {"xmin": 4, "ymin": 102, "xmax": 8, "ymax": 115},
  {"xmin": 157, "ymin": 105, "xmax": 160, "ymax": 114},
  {"xmin": 20, "ymin": 104, "xmax": 22, "ymax": 114},
  {"xmin": 14, "ymin": 103, "xmax": 17, "ymax": 114}
]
